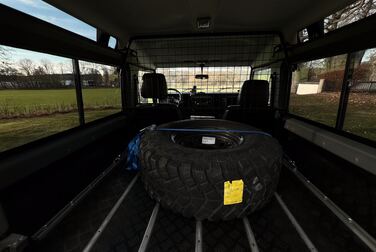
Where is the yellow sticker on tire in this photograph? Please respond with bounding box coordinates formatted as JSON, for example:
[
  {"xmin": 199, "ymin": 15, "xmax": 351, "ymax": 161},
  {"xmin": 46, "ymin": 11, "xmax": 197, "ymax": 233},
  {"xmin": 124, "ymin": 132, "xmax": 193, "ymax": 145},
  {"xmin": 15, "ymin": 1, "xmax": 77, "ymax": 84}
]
[{"xmin": 224, "ymin": 180, "xmax": 244, "ymax": 205}]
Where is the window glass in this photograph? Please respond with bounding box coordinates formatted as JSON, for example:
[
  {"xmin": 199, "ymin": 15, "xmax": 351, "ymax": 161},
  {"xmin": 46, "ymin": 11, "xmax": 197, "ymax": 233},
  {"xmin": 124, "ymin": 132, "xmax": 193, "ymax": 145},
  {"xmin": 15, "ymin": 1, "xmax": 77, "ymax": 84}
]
[
  {"xmin": 324, "ymin": 0, "xmax": 376, "ymax": 33},
  {"xmin": 137, "ymin": 66, "xmax": 250, "ymax": 104},
  {"xmin": 79, "ymin": 61, "xmax": 121, "ymax": 122},
  {"xmin": 156, "ymin": 67, "xmax": 250, "ymax": 94},
  {"xmin": 109, "ymin": 37, "xmax": 117, "ymax": 49},
  {"xmin": 0, "ymin": 45, "xmax": 78, "ymax": 152},
  {"xmin": 289, "ymin": 54, "xmax": 347, "ymax": 126},
  {"xmin": 343, "ymin": 48, "xmax": 376, "ymax": 141},
  {"xmin": 253, "ymin": 68, "xmax": 271, "ymax": 82},
  {"xmin": 0, "ymin": 0, "xmax": 97, "ymax": 40},
  {"xmin": 298, "ymin": 0, "xmax": 376, "ymax": 42}
]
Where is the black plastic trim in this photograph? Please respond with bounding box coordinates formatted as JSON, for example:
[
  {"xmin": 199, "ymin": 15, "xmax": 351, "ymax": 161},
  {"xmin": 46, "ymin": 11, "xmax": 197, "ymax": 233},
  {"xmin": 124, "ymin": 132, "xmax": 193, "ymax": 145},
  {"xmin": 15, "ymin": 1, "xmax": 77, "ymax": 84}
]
[
  {"xmin": 288, "ymin": 14, "xmax": 376, "ymax": 63},
  {"xmin": 286, "ymin": 114, "xmax": 376, "ymax": 149}
]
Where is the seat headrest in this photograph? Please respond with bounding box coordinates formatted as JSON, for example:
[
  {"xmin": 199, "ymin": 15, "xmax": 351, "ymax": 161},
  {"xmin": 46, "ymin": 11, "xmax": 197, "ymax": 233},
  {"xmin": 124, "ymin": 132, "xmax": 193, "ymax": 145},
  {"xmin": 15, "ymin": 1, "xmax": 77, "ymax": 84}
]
[
  {"xmin": 141, "ymin": 73, "xmax": 168, "ymax": 99},
  {"xmin": 238, "ymin": 80, "xmax": 269, "ymax": 108}
]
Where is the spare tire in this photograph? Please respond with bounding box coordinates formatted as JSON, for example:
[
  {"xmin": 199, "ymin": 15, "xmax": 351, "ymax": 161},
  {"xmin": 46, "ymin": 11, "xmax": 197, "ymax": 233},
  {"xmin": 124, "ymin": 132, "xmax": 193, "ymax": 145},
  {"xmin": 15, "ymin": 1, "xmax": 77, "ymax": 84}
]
[{"xmin": 140, "ymin": 119, "xmax": 282, "ymax": 221}]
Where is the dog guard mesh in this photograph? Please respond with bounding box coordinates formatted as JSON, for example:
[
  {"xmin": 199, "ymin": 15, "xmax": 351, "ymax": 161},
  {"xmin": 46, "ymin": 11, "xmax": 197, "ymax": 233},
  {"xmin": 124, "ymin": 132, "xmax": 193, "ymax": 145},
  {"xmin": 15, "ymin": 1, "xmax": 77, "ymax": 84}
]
[{"xmin": 130, "ymin": 34, "xmax": 281, "ymax": 115}]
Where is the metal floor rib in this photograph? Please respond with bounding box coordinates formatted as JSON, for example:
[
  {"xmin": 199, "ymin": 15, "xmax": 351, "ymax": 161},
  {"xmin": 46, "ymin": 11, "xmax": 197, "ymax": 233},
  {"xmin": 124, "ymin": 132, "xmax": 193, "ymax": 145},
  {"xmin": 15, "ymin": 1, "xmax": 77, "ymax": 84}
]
[
  {"xmin": 35, "ymin": 165, "xmax": 375, "ymax": 252},
  {"xmin": 83, "ymin": 171, "xmax": 322, "ymax": 252}
]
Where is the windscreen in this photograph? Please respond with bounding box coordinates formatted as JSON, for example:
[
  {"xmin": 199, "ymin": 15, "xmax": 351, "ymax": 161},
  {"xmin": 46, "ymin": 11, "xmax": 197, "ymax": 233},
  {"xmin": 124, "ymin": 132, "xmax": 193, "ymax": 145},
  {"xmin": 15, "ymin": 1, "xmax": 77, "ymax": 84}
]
[{"xmin": 156, "ymin": 66, "xmax": 251, "ymax": 94}]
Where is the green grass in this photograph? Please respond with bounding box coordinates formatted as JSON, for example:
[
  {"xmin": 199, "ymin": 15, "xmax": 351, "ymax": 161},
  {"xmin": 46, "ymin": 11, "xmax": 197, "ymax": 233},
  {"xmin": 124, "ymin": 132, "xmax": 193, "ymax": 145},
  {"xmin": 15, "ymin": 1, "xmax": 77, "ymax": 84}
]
[
  {"xmin": 0, "ymin": 88, "xmax": 121, "ymax": 152},
  {"xmin": 289, "ymin": 92, "xmax": 376, "ymax": 141},
  {"xmin": 0, "ymin": 109, "xmax": 120, "ymax": 152},
  {"xmin": 0, "ymin": 112, "xmax": 79, "ymax": 151},
  {"xmin": 0, "ymin": 88, "xmax": 121, "ymax": 118},
  {"xmin": 289, "ymin": 93, "xmax": 340, "ymax": 127}
]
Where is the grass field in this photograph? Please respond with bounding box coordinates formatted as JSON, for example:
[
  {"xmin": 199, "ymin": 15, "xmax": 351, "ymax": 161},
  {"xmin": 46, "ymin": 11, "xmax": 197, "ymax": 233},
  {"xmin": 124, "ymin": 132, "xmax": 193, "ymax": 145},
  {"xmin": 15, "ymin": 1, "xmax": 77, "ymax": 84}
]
[
  {"xmin": 289, "ymin": 92, "xmax": 376, "ymax": 141},
  {"xmin": 0, "ymin": 88, "xmax": 121, "ymax": 152},
  {"xmin": 0, "ymin": 88, "xmax": 121, "ymax": 118}
]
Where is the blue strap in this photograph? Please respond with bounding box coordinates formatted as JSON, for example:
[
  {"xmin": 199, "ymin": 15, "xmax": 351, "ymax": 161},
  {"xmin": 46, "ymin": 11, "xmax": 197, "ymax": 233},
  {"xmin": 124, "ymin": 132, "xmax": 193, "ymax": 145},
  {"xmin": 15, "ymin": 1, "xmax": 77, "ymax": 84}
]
[{"xmin": 156, "ymin": 128, "xmax": 271, "ymax": 137}]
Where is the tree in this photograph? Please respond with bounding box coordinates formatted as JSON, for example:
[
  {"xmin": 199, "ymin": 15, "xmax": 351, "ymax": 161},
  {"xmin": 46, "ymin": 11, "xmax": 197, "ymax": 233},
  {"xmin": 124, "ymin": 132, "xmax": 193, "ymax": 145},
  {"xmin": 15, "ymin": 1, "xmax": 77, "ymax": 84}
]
[
  {"xmin": 102, "ymin": 66, "xmax": 110, "ymax": 86},
  {"xmin": 0, "ymin": 46, "xmax": 15, "ymax": 75},
  {"xmin": 18, "ymin": 59, "xmax": 35, "ymax": 76},
  {"xmin": 325, "ymin": 0, "xmax": 376, "ymax": 33},
  {"xmin": 299, "ymin": 0, "xmax": 376, "ymax": 42},
  {"xmin": 368, "ymin": 50, "xmax": 376, "ymax": 81},
  {"xmin": 40, "ymin": 59, "xmax": 53, "ymax": 74},
  {"xmin": 0, "ymin": 46, "xmax": 8, "ymax": 68}
]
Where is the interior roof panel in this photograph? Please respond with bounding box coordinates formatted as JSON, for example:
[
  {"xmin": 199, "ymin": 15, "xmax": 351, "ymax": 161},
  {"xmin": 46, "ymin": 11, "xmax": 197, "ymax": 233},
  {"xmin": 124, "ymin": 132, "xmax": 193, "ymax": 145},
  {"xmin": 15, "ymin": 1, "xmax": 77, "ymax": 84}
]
[{"xmin": 44, "ymin": 0, "xmax": 356, "ymax": 43}]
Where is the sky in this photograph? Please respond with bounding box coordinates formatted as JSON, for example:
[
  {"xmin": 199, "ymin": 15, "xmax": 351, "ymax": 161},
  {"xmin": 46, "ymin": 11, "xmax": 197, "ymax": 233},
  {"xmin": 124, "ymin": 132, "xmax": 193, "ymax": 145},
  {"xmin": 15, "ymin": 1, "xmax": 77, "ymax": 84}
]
[{"xmin": 0, "ymin": 0, "xmax": 116, "ymax": 66}]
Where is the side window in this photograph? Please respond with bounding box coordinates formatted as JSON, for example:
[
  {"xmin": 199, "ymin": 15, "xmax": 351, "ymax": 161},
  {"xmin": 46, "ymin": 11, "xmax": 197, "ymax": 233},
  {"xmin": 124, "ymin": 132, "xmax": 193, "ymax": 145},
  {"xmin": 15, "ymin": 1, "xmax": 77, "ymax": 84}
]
[
  {"xmin": 343, "ymin": 48, "xmax": 376, "ymax": 141},
  {"xmin": 289, "ymin": 54, "xmax": 347, "ymax": 127},
  {"xmin": 253, "ymin": 68, "xmax": 271, "ymax": 82},
  {"xmin": 79, "ymin": 61, "xmax": 121, "ymax": 122},
  {"xmin": 298, "ymin": 0, "xmax": 376, "ymax": 43},
  {"xmin": 0, "ymin": 45, "xmax": 78, "ymax": 152}
]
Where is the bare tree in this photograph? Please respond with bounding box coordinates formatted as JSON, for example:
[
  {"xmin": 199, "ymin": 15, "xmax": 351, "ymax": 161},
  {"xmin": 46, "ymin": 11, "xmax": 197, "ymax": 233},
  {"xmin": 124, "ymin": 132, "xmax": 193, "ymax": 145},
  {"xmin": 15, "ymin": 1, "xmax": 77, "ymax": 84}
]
[
  {"xmin": 299, "ymin": 0, "xmax": 376, "ymax": 42},
  {"xmin": 102, "ymin": 66, "xmax": 110, "ymax": 86},
  {"xmin": 0, "ymin": 46, "xmax": 7, "ymax": 68},
  {"xmin": 40, "ymin": 59, "xmax": 54, "ymax": 74},
  {"xmin": 0, "ymin": 46, "xmax": 14, "ymax": 74},
  {"xmin": 325, "ymin": 0, "xmax": 376, "ymax": 32},
  {"xmin": 18, "ymin": 59, "xmax": 35, "ymax": 76},
  {"xmin": 368, "ymin": 50, "xmax": 376, "ymax": 81}
]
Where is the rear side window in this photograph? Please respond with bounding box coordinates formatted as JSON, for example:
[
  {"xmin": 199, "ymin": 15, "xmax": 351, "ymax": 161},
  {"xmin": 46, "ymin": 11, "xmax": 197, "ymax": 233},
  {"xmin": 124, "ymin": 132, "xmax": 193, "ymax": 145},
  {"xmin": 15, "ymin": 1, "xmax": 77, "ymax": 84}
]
[
  {"xmin": 324, "ymin": 0, "xmax": 376, "ymax": 33},
  {"xmin": 0, "ymin": 45, "xmax": 78, "ymax": 152},
  {"xmin": 289, "ymin": 54, "xmax": 347, "ymax": 127},
  {"xmin": 79, "ymin": 61, "xmax": 121, "ymax": 122},
  {"xmin": 298, "ymin": 0, "xmax": 376, "ymax": 43},
  {"xmin": 343, "ymin": 48, "xmax": 376, "ymax": 141},
  {"xmin": 289, "ymin": 48, "xmax": 376, "ymax": 143}
]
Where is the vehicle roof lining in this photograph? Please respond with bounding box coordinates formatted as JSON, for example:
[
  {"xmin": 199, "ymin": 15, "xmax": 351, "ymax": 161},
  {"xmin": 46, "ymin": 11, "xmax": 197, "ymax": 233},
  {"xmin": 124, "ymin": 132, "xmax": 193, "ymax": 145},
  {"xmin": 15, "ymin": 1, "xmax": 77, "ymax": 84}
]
[{"xmin": 44, "ymin": 0, "xmax": 356, "ymax": 44}]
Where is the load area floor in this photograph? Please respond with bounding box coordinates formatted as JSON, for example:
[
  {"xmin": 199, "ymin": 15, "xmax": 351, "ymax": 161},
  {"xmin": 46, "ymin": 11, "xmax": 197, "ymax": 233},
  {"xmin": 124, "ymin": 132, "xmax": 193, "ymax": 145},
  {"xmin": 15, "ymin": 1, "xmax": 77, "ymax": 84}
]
[{"xmin": 32, "ymin": 166, "xmax": 370, "ymax": 252}]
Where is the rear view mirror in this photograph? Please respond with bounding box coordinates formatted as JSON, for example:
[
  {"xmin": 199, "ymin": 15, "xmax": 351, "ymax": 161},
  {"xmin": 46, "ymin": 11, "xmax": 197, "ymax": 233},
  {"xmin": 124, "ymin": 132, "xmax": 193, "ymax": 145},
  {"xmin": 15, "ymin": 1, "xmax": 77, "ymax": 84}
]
[{"xmin": 195, "ymin": 74, "xmax": 209, "ymax": 79}]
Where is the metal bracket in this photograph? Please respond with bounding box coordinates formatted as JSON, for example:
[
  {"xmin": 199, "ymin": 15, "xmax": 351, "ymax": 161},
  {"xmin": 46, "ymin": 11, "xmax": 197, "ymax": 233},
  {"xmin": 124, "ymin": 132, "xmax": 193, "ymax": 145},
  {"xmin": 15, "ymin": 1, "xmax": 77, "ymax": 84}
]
[{"xmin": 0, "ymin": 234, "xmax": 28, "ymax": 252}]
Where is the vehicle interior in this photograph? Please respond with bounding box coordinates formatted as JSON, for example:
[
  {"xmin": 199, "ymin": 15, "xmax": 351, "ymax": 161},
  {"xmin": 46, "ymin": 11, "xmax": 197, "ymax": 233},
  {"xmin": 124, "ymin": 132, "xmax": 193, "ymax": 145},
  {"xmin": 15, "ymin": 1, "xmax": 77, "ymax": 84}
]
[{"xmin": 0, "ymin": 0, "xmax": 376, "ymax": 251}]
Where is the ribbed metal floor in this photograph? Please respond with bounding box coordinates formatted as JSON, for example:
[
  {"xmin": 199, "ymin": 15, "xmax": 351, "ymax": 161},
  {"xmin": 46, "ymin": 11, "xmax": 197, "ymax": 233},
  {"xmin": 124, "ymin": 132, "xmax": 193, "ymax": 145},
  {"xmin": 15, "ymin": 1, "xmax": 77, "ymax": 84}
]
[{"xmin": 33, "ymin": 166, "xmax": 373, "ymax": 252}]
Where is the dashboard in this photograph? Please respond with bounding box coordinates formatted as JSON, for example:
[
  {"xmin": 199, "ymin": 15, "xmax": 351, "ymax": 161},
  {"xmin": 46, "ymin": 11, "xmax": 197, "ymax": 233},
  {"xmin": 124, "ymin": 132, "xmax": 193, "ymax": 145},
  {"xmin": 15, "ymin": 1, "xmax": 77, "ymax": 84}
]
[{"xmin": 179, "ymin": 93, "xmax": 238, "ymax": 118}]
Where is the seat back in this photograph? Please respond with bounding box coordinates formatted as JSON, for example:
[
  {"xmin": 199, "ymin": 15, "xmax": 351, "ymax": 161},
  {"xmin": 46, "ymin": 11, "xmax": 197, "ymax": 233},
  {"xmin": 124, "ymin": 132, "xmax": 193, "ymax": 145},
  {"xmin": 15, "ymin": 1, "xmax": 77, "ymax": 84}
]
[
  {"xmin": 237, "ymin": 80, "xmax": 269, "ymax": 108},
  {"xmin": 133, "ymin": 73, "xmax": 182, "ymax": 130},
  {"xmin": 223, "ymin": 80, "xmax": 273, "ymax": 131},
  {"xmin": 141, "ymin": 73, "xmax": 168, "ymax": 100}
]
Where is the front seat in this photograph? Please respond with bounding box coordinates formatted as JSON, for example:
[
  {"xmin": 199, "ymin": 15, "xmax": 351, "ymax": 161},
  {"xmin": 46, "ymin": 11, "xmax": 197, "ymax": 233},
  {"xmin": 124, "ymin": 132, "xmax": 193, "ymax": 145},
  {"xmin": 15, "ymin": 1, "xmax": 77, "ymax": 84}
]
[
  {"xmin": 133, "ymin": 73, "xmax": 182, "ymax": 129},
  {"xmin": 223, "ymin": 80, "xmax": 273, "ymax": 131}
]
